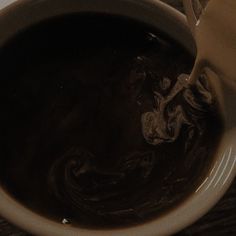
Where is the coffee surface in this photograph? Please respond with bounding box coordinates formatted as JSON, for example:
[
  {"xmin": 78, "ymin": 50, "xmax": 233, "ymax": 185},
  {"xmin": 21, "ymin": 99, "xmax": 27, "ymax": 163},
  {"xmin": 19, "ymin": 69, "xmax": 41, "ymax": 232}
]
[{"xmin": 0, "ymin": 14, "xmax": 223, "ymax": 228}]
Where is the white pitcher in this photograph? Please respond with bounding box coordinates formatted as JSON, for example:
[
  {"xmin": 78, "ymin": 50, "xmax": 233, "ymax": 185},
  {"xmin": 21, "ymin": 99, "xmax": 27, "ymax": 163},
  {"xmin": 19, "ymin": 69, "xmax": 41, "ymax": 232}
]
[{"xmin": 184, "ymin": 0, "xmax": 236, "ymax": 86}]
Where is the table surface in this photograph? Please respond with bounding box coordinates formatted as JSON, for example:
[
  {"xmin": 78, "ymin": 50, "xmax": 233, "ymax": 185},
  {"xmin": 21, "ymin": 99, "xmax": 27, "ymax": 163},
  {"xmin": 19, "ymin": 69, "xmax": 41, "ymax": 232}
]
[{"xmin": 0, "ymin": 0, "xmax": 235, "ymax": 235}]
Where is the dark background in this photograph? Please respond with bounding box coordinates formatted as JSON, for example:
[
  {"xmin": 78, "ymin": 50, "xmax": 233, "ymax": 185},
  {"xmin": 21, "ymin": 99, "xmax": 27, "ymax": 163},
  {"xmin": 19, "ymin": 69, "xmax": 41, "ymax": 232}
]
[{"xmin": 0, "ymin": 0, "xmax": 235, "ymax": 235}]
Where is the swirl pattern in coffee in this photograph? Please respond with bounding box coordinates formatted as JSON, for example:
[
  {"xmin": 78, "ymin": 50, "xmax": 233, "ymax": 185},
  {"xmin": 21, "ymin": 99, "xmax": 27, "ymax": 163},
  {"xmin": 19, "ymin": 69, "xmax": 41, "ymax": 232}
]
[{"xmin": 0, "ymin": 14, "xmax": 223, "ymax": 228}]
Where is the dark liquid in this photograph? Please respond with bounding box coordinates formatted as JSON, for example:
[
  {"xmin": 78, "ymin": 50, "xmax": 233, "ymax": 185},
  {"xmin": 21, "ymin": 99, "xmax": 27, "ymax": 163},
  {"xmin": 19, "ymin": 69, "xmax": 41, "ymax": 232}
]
[{"xmin": 0, "ymin": 14, "xmax": 223, "ymax": 228}]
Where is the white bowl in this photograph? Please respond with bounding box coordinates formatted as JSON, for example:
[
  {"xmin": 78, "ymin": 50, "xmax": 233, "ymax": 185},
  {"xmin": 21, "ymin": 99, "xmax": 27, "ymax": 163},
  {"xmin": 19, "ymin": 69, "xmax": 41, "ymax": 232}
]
[{"xmin": 0, "ymin": 1, "xmax": 235, "ymax": 235}]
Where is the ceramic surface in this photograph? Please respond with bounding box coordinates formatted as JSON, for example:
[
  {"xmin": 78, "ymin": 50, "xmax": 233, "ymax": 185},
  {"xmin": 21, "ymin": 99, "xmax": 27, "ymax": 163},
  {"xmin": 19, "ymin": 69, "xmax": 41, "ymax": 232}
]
[{"xmin": 0, "ymin": 1, "xmax": 235, "ymax": 236}]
